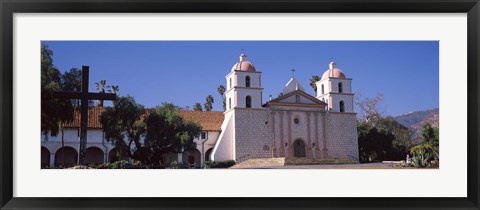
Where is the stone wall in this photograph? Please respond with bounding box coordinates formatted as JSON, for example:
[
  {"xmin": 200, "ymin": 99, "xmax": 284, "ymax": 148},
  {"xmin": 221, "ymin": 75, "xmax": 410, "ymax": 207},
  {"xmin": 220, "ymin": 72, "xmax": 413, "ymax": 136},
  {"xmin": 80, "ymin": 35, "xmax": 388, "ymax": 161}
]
[
  {"xmin": 234, "ymin": 108, "xmax": 271, "ymax": 160},
  {"xmin": 325, "ymin": 112, "xmax": 359, "ymax": 162}
]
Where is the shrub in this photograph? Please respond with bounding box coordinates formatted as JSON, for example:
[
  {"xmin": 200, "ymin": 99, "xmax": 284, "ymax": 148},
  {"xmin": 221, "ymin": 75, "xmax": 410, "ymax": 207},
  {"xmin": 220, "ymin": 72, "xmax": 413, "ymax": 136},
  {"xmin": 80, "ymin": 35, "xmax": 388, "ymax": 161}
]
[
  {"xmin": 96, "ymin": 163, "xmax": 111, "ymax": 169},
  {"xmin": 109, "ymin": 160, "xmax": 130, "ymax": 169},
  {"xmin": 205, "ymin": 160, "xmax": 236, "ymax": 168},
  {"xmin": 410, "ymin": 144, "xmax": 434, "ymax": 168}
]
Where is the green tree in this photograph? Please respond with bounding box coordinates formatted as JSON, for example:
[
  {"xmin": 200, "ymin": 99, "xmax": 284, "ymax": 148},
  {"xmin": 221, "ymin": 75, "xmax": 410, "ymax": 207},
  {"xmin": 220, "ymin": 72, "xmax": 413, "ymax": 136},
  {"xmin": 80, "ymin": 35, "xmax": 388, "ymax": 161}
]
[
  {"xmin": 309, "ymin": 75, "xmax": 320, "ymax": 94},
  {"xmin": 100, "ymin": 96, "xmax": 146, "ymax": 163},
  {"xmin": 139, "ymin": 103, "xmax": 201, "ymax": 165},
  {"xmin": 41, "ymin": 44, "xmax": 75, "ymax": 139},
  {"xmin": 100, "ymin": 97, "xmax": 201, "ymax": 166},
  {"xmin": 217, "ymin": 85, "xmax": 226, "ymax": 110},
  {"xmin": 204, "ymin": 95, "xmax": 214, "ymax": 111},
  {"xmin": 193, "ymin": 103, "xmax": 203, "ymax": 111},
  {"xmin": 420, "ymin": 122, "xmax": 439, "ymax": 159},
  {"xmin": 61, "ymin": 68, "xmax": 82, "ymax": 106}
]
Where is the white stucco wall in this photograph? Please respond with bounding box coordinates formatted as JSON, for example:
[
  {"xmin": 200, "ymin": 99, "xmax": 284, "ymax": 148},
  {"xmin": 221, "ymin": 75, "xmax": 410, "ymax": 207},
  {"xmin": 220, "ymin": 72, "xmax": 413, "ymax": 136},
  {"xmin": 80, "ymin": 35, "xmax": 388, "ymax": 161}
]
[
  {"xmin": 211, "ymin": 112, "xmax": 235, "ymax": 161},
  {"xmin": 328, "ymin": 94, "xmax": 354, "ymax": 113}
]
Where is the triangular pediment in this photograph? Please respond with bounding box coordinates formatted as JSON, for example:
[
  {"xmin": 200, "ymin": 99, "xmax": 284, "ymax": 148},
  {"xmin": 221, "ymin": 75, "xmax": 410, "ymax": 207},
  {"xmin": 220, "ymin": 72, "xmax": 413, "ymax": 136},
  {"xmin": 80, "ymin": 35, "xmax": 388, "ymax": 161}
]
[{"xmin": 268, "ymin": 90, "xmax": 327, "ymax": 107}]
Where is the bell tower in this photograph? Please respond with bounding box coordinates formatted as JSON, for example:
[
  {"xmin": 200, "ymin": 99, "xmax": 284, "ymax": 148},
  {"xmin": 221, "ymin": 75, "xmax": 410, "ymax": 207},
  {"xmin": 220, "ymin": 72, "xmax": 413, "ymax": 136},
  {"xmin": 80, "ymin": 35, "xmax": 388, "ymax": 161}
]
[
  {"xmin": 316, "ymin": 62, "xmax": 354, "ymax": 113},
  {"xmin": 225, "ymin": 54, "xmax": 263, "ymax": 110}
]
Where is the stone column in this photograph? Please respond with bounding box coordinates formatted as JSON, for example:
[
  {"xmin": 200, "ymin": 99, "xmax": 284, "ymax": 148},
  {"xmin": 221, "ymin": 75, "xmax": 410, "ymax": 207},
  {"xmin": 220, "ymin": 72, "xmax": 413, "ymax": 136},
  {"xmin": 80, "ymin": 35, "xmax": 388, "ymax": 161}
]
[
  {"xmin": 271, "ymin": 111, "xmax": 276, "ymax": 157},
  {"xmin": 306, "ymin": 112, "xmax": 311, "ymax": 157},
  {"xmin": 50, "ymin": 153, "xmax": 55, "ymax": 168},
  {"xmin": 279, "ymin": 111, "xmax": 284, "ymax": 157},
  {"xmin": 314, "ymin": 112, "xmax": 319, "ymax": 158},
  {"xmin": 177, "ymin": 153, "xmax": 183, "ymax": 163},
  {"xmin": 322, "ymin": 112, "xmax": 328, "ymax": 159},
  {"xmin": 287, "ymin": 111, "xmax": 292, "ymax": 157}
]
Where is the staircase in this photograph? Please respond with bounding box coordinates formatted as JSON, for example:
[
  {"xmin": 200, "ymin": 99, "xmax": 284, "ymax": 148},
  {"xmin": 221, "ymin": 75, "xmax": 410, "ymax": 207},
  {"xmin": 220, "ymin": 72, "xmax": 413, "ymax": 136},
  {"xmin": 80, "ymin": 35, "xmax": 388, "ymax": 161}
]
[
  {"xmin": 230, "ymin": 158, "xmax": 285, "ymax": 168},
  {"xmin": 230, "ymin": 157, "xmax": 358, "ymax": 168}
]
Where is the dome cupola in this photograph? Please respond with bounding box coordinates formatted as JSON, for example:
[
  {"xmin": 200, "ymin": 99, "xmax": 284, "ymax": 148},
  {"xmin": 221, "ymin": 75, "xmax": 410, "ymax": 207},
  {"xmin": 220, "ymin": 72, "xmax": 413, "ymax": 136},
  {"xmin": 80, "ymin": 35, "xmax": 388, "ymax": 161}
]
[
  {"xmin": 231, "ymin": 54, "xmax": 256, "ymax": 72},
  {"xmin": 321, "ymin": 62, "xmax": 345, "ymax": 80}
]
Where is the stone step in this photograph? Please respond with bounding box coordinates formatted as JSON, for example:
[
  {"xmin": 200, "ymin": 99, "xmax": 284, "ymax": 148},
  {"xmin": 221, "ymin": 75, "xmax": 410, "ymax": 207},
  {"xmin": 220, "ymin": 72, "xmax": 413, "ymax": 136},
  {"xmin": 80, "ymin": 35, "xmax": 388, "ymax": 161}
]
[{"xmin": 231, "ymin": 157, "xmax": 358, "ymax": 168}]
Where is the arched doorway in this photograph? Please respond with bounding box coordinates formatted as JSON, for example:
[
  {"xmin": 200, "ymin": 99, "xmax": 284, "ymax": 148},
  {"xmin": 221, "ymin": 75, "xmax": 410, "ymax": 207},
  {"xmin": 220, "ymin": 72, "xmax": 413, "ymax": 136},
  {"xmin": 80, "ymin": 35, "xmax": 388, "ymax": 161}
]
[
  {"xmin": 205, "ymin": 148, "xmax": 213, "ymax": 162},
  {"xmin": 108, "ymin": 147, "xmax": 129, "ymax": 163},
  {"xmin": 183, "ymin": 149, "xmax": 201, "ymax": 168},
  {"xmin": 55, "ymin": 146, "xmax": 78, "ymax": 168},
  {"xmin": 85, "ymin": 147, "xmax": 104, "ymax": 166},
  {"xmin": 293, "ymin": 139, "xmax": 306, "ymax": 157},
  {"xmin": 41, "ymin": 147, "xmax": 50, "ymax": 168}
]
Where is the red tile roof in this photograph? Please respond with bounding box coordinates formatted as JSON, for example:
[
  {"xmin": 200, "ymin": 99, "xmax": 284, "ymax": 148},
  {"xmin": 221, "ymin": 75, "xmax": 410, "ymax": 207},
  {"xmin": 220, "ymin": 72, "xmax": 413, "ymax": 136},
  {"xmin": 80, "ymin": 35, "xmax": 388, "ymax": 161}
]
[
  {"xmin": 177, "ymin": 110, "xmax": 224, "ymax": 131},
  {"xmin": 63, "ymin": 107, "xmax": 224, "ymax": 131},
  {"xmin": 63, "ymin": 106, "xmax": 105, "ymax": 129}
]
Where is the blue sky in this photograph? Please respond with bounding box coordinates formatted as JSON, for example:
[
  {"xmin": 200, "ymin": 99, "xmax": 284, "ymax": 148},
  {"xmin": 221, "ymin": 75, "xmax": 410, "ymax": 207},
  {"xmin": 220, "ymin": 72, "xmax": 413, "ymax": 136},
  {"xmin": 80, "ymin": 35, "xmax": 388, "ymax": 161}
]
[{"xmin": 42, "ymin": 41, "xmax": 438, "ymax": 116}]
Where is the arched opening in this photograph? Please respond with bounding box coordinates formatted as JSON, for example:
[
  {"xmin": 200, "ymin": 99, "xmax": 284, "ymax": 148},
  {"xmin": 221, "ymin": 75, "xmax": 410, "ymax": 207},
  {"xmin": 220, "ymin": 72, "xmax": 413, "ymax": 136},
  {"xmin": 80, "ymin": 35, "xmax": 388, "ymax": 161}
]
[
  {"xmin": 229, "ymin": 78, "xmax": 232, "ymax": 89},
  {"xmin": 340, "ymin": 101, "xmax": 345, "ymax": 112},
  {"xmin": 293, "ymin": 139, "xmax": 306, "ymax": 157},
  {"xmin": 41, "ymin": 146, "xmax": 50, "ymax": 168},
  {"xmin": 295, "ymin": 95, "xmax": 300, "ymax": 103},
  {"xmin": 85, "ymin": 147, "xmax": 104, "ymax": 166},
  {"xmin": 108, "ymin": 147, "xmax": 129, "ymax": 163},
  {"xmin": 321, "ymin": 84, "xmax": 325, "ymax": 94},
  {"xmin": 205, "ymin": 148, "xmax": 213, "ymax": 162},
  {"xmin": 245, "ymin": 96, "xmax": 252, "ymax": 108},
  {"xmin": 55, "ymin": 146, "xmax": 78, "ymax": 168},
  {"xmin": 338, "ymin": 82, "xmax": 343, "ymax": 93},
  {"xmin": 183, "ymin": 149, "xmax": 202, "ymax": 168},
  {"xmin": 245, "ymin": 76, "xmax": 251, "ymax": 87},
  {"xmin": 228, "ymin": 97, "xmax": 231, "ymax": 109}
]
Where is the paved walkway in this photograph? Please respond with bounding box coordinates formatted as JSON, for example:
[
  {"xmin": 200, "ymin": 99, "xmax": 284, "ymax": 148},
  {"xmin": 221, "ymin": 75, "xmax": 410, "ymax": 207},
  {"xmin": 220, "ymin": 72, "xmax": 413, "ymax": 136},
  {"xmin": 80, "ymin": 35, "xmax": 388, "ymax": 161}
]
[{"xmin": 233, "ymin": 162, "xmax": 425, "ymax": 169}]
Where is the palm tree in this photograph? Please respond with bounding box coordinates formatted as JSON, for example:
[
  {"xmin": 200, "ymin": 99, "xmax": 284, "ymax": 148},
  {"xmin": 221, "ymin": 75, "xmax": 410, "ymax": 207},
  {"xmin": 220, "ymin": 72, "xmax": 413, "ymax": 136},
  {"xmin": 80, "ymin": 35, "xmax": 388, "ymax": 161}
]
[
  {"xmin": 217, "ymin": 85, "xmax": 226, "ymax": 110},
  {"xmin": 204, "ymin": 95, "xmax": 214, "ymax": 111},
  {"xmin": 109, "ymin": 85, "xmax": 120, "ymax": 94},
  {"xmin": 193, "ymin": 103, "xmax": 203, "ymax": 111},
  {"xmin": 309, "ymin": 75, "xmax": 320, "ymax": 94},
  {"xmin": 95, "ymin": 80, "xmax": 109, "ymax": 107}
]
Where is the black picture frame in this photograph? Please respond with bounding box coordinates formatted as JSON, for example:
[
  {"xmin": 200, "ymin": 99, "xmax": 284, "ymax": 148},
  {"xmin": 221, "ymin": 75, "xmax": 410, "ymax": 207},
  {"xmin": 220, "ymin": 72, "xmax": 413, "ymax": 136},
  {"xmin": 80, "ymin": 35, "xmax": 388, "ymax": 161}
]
[{"xmin": 1, "ymin": 0, "xmax": 479, "ymax": 209}]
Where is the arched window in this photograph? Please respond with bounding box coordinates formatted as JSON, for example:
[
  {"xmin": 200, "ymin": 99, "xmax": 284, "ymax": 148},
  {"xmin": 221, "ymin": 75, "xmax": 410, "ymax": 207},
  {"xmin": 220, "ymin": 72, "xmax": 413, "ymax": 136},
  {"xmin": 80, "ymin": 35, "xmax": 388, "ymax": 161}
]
[
  {"xmin": 245, "ymin": 76, "xmax": 251, "ymax": 87},
  {"xmin": 321, "ymin": 84, "xmax": 325, "ymax": 94},
  {"xmin": 228, "ymin": 98, "xmax": 231, "ymax": 109},
  {"xmin": 339, "ymin": 101, "xmax": 345, "ymax": 112},
  {"xmin": 295, "ymin": 95, "xmax": 300, "ymax": 103},
  {"xmin": 229, "ymin": 78, "xmax": 232, "ymax": 89},
  {"xmin": 338, "ymin": 82, "xmax": 343, "ymax": 93},
  {"xmin": 246, "ymin": 96, "xmax": 252, "ymax": 108}
]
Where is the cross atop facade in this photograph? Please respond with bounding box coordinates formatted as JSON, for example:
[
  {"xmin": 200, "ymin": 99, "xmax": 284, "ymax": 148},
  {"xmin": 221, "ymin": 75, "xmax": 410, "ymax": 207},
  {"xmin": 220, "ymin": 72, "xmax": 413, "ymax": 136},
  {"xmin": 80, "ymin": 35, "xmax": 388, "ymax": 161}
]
[
  {"xmin": 291, "ymin": 68, "xmax": 296, "ymax": 78},
  {"xmin": 53, "ymin": 66, "xmax": 116, "ymax": 165}
]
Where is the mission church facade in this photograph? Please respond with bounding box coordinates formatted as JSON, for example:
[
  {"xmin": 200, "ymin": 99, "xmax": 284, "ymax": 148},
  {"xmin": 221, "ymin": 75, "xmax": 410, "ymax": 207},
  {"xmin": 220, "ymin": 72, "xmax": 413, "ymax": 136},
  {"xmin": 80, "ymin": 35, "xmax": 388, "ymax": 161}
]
[{"xmin": 41, "ymin": 54, "xmax": 359, "ymax": 168}]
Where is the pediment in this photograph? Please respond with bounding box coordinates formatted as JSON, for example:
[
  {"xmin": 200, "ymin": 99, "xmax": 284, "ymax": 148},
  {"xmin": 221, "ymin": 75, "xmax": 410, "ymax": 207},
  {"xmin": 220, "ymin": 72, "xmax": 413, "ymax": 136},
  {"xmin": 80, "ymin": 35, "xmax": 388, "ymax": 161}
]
[{"xmin": 269, "ymin": 90, "xmax": 327, "ymax": 107}]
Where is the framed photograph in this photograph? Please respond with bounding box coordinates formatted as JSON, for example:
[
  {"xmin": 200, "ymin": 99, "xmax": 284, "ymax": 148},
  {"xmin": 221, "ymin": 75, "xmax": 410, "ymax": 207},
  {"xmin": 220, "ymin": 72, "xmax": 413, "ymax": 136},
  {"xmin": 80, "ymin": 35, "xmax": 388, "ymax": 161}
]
[{"xmin": 1, "ymin": 0, "xmax": 479, "ymax": 209}]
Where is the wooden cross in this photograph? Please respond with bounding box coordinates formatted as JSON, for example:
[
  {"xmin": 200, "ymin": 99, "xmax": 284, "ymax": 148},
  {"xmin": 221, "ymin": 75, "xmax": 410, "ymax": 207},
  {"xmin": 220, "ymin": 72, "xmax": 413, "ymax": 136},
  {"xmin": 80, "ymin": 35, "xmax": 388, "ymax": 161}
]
[{"xmin": 53, "ymin": 66, "xmax": 116, "ymax": 165}]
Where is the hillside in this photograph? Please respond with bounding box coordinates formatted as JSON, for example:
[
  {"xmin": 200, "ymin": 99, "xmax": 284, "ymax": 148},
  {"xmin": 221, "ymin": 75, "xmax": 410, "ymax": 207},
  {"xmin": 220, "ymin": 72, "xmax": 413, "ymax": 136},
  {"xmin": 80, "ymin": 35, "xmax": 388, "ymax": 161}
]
[{"xmin": 394, "ymin": 108, "xmax": 439, "ymax": 135}]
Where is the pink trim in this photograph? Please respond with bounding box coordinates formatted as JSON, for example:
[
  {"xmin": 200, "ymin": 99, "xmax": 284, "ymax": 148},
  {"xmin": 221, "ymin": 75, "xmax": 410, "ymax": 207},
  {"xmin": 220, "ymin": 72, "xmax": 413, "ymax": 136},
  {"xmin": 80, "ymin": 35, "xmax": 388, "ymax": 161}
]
[
  {"xmin": 271, "ymin": 111, "xmax": 276, "ymax": 158},
  {"xmin": 279, "ymin": 111, "xmax": 284, "ymax": 157},
  {"xmin": 306, "ymin": 112, "xmax": 311, "ymax": 158},
  {"xmin": 314, "ymin": 112, "xmax": 319, "ymax": 158},
  {"xmin": 287, "ymin": 111, "xmax": 292, "ymax": 158},
  {"xmin": 322, "ymin": 112, "xmax": 328, "ymax": 159}
]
